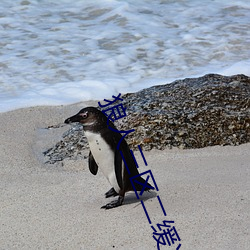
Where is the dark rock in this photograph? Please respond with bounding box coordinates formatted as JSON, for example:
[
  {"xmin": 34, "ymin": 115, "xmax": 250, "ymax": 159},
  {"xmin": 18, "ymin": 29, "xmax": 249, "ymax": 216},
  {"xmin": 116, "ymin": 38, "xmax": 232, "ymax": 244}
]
[{"xmin": 43, "ymin": 74, "xmax": 250, "ymax": 164}]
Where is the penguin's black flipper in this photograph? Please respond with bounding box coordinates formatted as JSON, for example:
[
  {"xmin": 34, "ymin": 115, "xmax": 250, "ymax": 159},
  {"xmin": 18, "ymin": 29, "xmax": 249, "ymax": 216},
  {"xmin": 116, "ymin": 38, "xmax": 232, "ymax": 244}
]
[
  {"xmin": 114, "ymin": 148, "xmax": 124, "ymax": 190},
  {"xmin": 105, "ymin": 187, "xmax": 118, "ymax": 198},
  {"xmin": 88, "ymin": 151, "xmax": 98, "ymax": 175}
]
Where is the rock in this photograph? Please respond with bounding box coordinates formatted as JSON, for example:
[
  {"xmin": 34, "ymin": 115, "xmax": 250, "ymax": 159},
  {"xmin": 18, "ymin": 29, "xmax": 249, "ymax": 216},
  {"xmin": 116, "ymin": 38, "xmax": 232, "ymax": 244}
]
[{"xmin": 43, "ymin": 74, "xmax": 250, "ymax": 164}]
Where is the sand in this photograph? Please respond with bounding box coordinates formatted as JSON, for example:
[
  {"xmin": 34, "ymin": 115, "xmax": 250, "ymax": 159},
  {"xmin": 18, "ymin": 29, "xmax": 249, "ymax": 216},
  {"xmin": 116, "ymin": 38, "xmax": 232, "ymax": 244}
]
[{"xmin": 0, "ymin": 103, "xmax": 249, "ymax": 250}]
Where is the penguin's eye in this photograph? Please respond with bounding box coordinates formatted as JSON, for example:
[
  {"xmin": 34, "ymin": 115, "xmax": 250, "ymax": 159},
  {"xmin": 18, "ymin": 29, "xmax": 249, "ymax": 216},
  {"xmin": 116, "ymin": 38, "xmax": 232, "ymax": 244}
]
[{"xmin": 79, "ymin": 112, "xmax": 88, "ymax": 119}]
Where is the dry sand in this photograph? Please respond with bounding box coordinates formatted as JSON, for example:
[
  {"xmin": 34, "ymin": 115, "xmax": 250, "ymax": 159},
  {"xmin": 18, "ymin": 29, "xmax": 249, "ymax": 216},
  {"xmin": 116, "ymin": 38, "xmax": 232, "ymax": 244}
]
[{"xmin": 0, "ymin": 102, "xmax": 249, "ymax": 250}]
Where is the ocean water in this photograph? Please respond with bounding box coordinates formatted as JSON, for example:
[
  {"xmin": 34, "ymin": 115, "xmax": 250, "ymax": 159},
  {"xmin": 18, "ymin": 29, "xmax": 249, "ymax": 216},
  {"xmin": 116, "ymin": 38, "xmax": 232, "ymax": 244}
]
[{"xmin": 0, "ymin": 0, "xmax": 249, "ymax": 112}]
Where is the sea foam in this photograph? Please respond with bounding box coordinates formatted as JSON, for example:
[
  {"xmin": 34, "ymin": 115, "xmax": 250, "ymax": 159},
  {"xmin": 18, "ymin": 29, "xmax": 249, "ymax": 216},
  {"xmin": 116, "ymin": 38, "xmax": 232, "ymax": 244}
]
[{"xmin": 0, "ymin": 0, "xmax": 249, "ymax": 112}]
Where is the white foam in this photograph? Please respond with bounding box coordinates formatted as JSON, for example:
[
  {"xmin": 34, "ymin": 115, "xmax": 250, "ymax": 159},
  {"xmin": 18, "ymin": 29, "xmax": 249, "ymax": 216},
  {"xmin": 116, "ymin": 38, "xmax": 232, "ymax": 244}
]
[
  {"xmin": 0, "ymin": 0, "xmax": 250, "ymax": 112},
  {"xmin": 218, "ymin": 60, "xmax": 250, "ymax": 76}
]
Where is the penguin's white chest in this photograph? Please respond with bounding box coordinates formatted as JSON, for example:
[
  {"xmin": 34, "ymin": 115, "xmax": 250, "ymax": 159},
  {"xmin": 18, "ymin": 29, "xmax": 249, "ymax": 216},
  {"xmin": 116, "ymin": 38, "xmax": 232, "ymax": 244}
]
[{"xmin": 85, "ymin": 131, "xmax": 120, "ymax": 193}]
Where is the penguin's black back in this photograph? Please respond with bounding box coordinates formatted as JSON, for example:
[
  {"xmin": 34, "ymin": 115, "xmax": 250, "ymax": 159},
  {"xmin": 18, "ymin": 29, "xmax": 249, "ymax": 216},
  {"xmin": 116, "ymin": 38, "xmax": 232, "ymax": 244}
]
[{"xmin": 101, "ymin": 119, "xmax": 153, "ymax": 192}]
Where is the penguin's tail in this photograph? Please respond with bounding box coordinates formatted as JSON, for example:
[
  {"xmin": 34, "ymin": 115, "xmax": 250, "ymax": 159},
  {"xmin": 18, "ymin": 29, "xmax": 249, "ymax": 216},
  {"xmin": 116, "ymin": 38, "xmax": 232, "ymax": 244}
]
[{"xmin": 133, "ymin": 176, "xmax": 154, "ymax": 191}]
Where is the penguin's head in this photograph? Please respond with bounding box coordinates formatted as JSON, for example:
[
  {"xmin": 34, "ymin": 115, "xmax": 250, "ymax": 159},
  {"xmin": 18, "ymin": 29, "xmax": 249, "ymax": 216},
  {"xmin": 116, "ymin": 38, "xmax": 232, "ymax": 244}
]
[{"xmin": 65, "ymin": 107, "xmax": 107, "ymax": 130}]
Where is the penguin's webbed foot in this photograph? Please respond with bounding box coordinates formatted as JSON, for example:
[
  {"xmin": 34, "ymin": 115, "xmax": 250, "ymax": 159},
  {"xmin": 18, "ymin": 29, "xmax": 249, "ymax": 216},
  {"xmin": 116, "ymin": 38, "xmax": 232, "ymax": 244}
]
[
  {"xmin": 101, "ymin": 196, "xmax": 124, "ymax": 209},
  {"xmin": 105, "ymin": 187, "xmax": 118, "ymax": 198}
]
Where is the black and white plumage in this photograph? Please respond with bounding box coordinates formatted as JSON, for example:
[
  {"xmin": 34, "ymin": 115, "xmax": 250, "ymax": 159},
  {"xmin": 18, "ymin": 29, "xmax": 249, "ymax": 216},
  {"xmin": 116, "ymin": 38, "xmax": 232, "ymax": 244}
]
[{"xmin": 65, "ymin": 107, "xmax": 153, "ymax": 209}]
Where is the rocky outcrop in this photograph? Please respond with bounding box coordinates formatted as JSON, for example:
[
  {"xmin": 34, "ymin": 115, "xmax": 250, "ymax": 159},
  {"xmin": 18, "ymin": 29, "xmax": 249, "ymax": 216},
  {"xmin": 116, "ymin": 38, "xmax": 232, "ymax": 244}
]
[{"xmin": 44, "ymin": 74, "xmax": 250, "ymax": 163}]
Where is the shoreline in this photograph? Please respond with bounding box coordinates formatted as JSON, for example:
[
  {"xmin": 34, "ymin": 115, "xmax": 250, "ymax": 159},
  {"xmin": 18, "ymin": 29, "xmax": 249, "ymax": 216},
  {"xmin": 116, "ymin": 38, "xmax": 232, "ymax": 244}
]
[{"xmin": 0, "ymin": 103, "xmax": 249, "ymax": 249}]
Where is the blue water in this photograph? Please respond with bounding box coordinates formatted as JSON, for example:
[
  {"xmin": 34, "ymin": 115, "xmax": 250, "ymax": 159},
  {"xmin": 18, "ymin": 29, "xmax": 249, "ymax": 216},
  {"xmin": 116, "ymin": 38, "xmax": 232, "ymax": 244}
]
[{"xmin": 0, "ymin": 0, "xmax": 250, "ymax": 112}]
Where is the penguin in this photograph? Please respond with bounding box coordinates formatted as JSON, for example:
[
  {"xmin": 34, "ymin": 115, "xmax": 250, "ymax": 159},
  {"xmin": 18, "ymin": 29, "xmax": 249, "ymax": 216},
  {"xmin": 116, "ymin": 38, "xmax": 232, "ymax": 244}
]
[{"xmin": 64, "ymin": 107, "xmax": 153, "ymax": 209}]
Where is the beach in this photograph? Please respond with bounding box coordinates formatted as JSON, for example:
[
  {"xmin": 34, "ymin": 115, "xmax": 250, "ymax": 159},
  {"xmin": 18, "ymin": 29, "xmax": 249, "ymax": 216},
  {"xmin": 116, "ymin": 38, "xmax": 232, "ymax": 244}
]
[
  {"xmin": 1, "ymin": 1, "xmax": 250, "ymax": 249},
  {"xmin": 0, "ymin": 103, "xmax": 249, "ymax": 250}
]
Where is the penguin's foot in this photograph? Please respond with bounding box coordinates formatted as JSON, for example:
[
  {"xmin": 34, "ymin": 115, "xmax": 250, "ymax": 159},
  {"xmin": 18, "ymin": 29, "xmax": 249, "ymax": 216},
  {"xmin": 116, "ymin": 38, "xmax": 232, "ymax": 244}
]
[
  {"xmin": 105, "ymin": 187, "xmax": 118, "ymax": 198},
  {"xmin": 101, "ymin": 196, "xmax": 124, "ymax": 209}
]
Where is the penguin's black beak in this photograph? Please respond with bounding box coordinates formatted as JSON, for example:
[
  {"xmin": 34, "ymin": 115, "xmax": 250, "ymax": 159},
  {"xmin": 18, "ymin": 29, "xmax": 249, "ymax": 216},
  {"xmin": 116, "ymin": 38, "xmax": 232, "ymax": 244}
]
[{"xmin": 64, "ymin": 114, "xmax": 81, "ymax": 124}]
